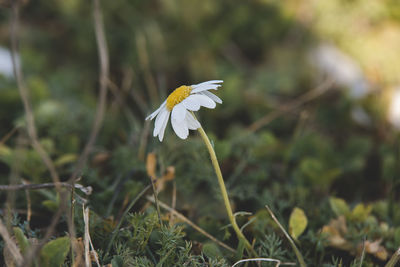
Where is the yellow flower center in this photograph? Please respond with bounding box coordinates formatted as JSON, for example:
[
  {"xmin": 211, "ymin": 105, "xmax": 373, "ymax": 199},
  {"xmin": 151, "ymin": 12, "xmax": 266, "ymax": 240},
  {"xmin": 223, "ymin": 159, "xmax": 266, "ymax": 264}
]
[{"xmin": 166, "ymin": 85, "xmax": 192, "ymax": 111}]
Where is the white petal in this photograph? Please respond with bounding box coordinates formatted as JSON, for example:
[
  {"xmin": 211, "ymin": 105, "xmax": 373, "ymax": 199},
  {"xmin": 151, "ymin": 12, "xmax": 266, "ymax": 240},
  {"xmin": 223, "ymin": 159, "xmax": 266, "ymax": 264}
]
[
  {"xmin": 158, "ymin": 111, "xmax": 170, "ymax": 142},
  {"xmin": 181, "ymin": 95, "xmax": 201, "ymax": 111},
  {"xmin": 171, "ymin": 117, "xmax": 189, "ymax": 139},
  {"xmin": 200, "ymin": 91, "xmax": 222, "ymax": 104},
  {"xmin": 146, "ymin": 100, "xmax": 167, "ymax": 120},
  {"xmin": 192, "ymin": 80, "xmax": 223, "ymax": 88},
  {"xmin": 171, "ymin": 103, "xmax": 187, "ymax": 122},
  {"xmin": 191, "ymin": 84, "xmax": 221, "ymax": 94},
  {"xmin": 185, "ymin": 112, "xmax": 201, "ymax": 130},
  {"xmin": 189, "ymin": 94, "xmax": 216, "ymax": 109},
  {"xmin": 153, "ymin": 108, "xmax": 169, "ymax": 137}
]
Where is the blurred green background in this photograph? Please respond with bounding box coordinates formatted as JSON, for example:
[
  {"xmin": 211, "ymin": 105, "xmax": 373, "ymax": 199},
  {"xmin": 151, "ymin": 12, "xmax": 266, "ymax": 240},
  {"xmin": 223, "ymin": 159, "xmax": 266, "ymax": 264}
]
[{"xmin": 1, "ymin": 0, "xmax": 400, "ymax": 266}]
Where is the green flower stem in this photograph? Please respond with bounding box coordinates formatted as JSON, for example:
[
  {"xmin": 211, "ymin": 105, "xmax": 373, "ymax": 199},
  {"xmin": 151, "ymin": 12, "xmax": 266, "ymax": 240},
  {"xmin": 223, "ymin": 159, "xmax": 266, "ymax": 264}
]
[
  {"xmin": 385, "ymin": 247, "xmax": 400, "ymax": 267},
  {"xmin": 196, "ymin": 123, "xmax": 256, "ymax": 256}
]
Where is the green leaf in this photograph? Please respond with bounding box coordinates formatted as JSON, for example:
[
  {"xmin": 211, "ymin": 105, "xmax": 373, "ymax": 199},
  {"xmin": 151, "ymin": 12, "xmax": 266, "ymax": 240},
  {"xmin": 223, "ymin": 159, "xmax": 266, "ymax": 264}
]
[
  {"xmin": 0, "ymin": 144, "xmax": 13, "ymax": 166},
  {"xmin": 13, "ymin": 227, "xmax": 29, "ymax": 254},
  {"xmin": 394, "ymin": 227, "xmax": 400, "ymax": 247},
  {"xmin": 329, "ymin": 197, "xmax": 350, "ymax": 217},
  {"xmin": 235, "ymin": 238, "xmax": 245, "ymax": 261},
  {"xmin": 111, "ymin": 255, "xmax": 124, "ymax": 267},
  {"xmin": 55, "ymin": 153, "xmax": 78, "ymax": 167},
  {"xmin": 0, "ymin": 145, "xmax": 12, "ymax": 157},
  {"xmin": 350, "ymin": 203, "xmax": 372, "ymax": 222},
  {"xmin": 202, "ymin": 242, "xmax": 221, "ymax": 259},
  {"xmin": 40, "ymin": 237, "xmax": 70, "ymax": 267},
  {"xmin": 289, "ymin": 207, "xmax": 308, "ymax": 240},
  {"xmin": 42, "ymin": 200, "xmax": 59, "ymax": 212}
]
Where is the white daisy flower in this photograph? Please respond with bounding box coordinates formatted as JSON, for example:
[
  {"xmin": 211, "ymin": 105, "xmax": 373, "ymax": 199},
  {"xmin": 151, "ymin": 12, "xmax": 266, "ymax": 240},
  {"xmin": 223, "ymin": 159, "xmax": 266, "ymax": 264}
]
[{"xmin": 146, "ymin": 80, "xmax": 223, "ymax": 141}]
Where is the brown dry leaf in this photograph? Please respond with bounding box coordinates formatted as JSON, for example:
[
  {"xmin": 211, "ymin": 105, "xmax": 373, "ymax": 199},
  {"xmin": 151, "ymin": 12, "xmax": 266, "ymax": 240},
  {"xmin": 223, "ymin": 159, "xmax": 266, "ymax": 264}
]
[
  {"xmin": 146, "ymin": 153, "xmax": 175, "ymax": 193},
  {"xmin": 156, "ymin": 180, "xmax": 165, "ymax": 193},
  {"xmin": 331, "ymin": 215, "xmax": 348, "ymax": 234},
  {"xmin": 163, "ymin": 212, "xmax": 185, "ymax": 225},
  {"xmin": 121, "ymin": 194, "xmax": 130, "ymax": 211},
  {"xmin": 163, "ymin": 166, "xmax": 175, "ymax": 181},
  {"xmin": 362, "ymin": 239, "xmax": 389, "ymax": 261},
  {"xmin": 72, "ymin": 237, "xmax": 85, "ymax": 267},
  {"xmin": 92, "ymin": 152, "xmax": 110, "ymax": 165},
  {"xmin": 323, "ymin": 216, "xmax": 389, "ymax": 261},
  {"xmin": 161, "ymin": 213, "xmax": 171, "ymax": 221},
  {"xmin": 321, "ymin": 216, "xmax": 353, "ymax": 251},
  {"xmin": 321, "ymin": 225, "xmax": 348, "ymax": 248},
  {"xmin": 90, "ymin": 250, "xmax": 99, "ymax": 263},
  {"xmin": 157, "ymin": 166, "xmax": 176, "ymax": 193},
  {"xmin": 146, "ymin": 153, "xmax": 157, "ymax": 179}
]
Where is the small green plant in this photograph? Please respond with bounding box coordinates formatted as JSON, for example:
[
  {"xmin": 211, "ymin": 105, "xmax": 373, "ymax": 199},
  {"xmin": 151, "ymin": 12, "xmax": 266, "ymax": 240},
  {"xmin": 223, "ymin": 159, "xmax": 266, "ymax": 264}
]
[{"xmin": 258, "ymin": 232, "xmax": 287, "ymax": 260}]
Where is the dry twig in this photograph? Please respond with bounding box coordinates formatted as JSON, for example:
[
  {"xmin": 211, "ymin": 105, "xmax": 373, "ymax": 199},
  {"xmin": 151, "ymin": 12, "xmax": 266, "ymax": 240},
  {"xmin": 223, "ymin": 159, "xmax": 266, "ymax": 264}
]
[
  {"xmin": 248, "ymin": 79, "xmax": 335, "ymax": 132},
  {"xmin": 69, "ymin": 0, "xmax": 109, "ymax": 184},
  {"xmin": 22, "ymin": 180, "xmax": 32, "ymax": 227},
  {"xmin": 146, "ymin": 195, "xmax": 236, "ymax": 253},
  {"xmin": 265, "ymin": 205, "xmax": 306, "ymax": 267},
  {"xmin": 169, "ymin": 181, "xmax": 177, "ymax": 225},
  {"xmin": 0, "ymin": 218, "xmax": 23, "ymax": 265},
  {"xmin": 385, "ymin": 247, "xmax": 400, "ymax": 267},
  {"xmin": 83, "ymin": 204, "xmax": 101, "ymax": 267},
  {"xmin": 66, "ymin": 1, "xmax": 109, "ymax": 263},
  {"xmin": 7, "ymin": 0, "xmax": 109, "ymax": 265},
  {"xmin": 83, "ymin": 206, "xmax": 91, "ymax": 267},
  {"xmin": 232, "ymin": 257, "xmax": 296, "ymax": 267},
  {"xmin": 9, "ymin": 4, "xmax": 69, "ymax": 265},
  {"xmin": 0, "ymin": 182, "xmax": 92, "ymax": 194},
  {"xmin": 10, "ymin": 0, "xmax": 61, "ymax": 191},
  {"xmin": 136, "ymin": 33, "xmax": 158, "ymax": 104},
  {"xmin": 0, "ymin": 126, "xmax": 19, "ymax": 146}
]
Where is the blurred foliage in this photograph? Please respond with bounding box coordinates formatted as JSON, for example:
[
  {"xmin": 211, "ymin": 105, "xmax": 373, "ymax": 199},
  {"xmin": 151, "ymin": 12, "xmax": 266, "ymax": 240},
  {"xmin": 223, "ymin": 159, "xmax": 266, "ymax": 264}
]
[{"xmin": 1, "ymin": 0, "xmax": 400, "ymax": 266}]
